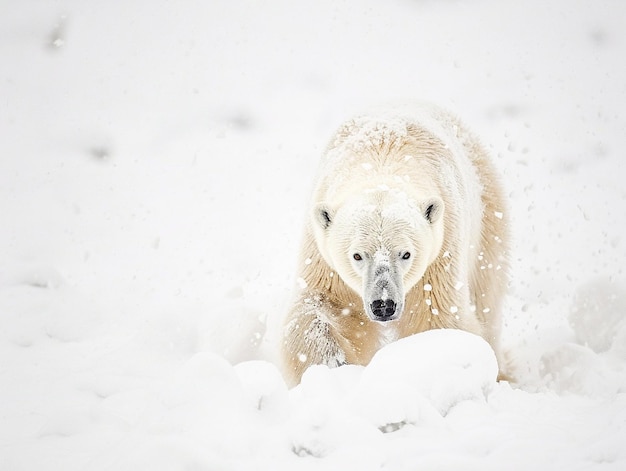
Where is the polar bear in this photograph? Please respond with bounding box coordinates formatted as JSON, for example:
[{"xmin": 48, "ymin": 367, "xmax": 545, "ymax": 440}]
[{"xmin": 282, "ymin": 104, "xmax": 509, "ymax": 386}]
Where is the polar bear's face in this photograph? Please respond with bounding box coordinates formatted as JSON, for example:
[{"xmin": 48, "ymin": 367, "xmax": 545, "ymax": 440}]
[{"xmin": 313, "ymin": 190, "xmax": 445, "ymax": 322}]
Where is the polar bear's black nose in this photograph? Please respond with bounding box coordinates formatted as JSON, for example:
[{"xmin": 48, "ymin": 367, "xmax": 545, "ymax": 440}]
[{"xmin": 370, "ymin": 299, "xmax": 397, "ymax": 320}]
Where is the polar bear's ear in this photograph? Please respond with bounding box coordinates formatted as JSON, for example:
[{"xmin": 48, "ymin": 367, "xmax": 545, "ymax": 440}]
[
  {"xmin": 314, "ymin": 203, "xmax": 335, "ymax": 230},
  {"xmin": 422, "ymin": 197, "xmax": 444, "ymax": 224}
]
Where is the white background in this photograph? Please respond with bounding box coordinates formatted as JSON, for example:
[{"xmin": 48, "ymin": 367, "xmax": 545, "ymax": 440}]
[{"xmin": 1, "ymin": 0, "xmax": 625, "ymax": 469}]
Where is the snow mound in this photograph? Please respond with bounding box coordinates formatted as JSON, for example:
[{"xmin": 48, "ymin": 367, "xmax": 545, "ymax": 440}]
[
  {"xmin": 356, "ymin": 329, "xmax": 499, "ymax": 420},
  {"xmin": 235, "ymin": 360, "xmax": 289, "ymax": 421},
  {"xmin": 540, "ymin": 343, "xmax": 624, "ymax": 397},
  {"xmin": 569, "ymin": 278, "xmax": 626, "ymax": 356},
  {"xmin": 289, "ymin": 329, "xmax": 498, "ymax": 458},
  {"xmin": 539, "ymin": 279, "xmax": 626, "ymax": 397}
]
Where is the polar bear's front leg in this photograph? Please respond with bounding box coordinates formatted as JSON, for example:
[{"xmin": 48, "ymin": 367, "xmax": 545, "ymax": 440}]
[{"xmin": 282, "ymin": 294, "xmax": 347, "ymax": 386}]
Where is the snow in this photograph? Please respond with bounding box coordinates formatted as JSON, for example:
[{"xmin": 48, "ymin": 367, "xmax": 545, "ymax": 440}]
[{"xmin": 1, "ymin": 0, "xmax": 626, "ymax": 469}]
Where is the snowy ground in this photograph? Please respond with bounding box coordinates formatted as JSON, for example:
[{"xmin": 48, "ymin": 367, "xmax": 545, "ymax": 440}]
[{"xmin": 1, "ymin": 0, "xmax": 626, "ymax": 469}]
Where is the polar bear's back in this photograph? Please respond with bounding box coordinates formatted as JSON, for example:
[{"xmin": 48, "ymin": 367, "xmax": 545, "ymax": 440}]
[{"xmin": 317, "ymin": 103, "xmax": 481, "ymax": 193}]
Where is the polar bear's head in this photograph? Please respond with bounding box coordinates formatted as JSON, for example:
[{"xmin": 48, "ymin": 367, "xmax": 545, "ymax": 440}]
[{"xmin": 313, "ymin": 188, "xmax": 445, "ymax": 322}]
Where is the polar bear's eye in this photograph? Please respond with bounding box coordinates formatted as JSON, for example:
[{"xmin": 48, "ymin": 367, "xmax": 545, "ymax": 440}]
[
  {"xmin": 353, "ymin": 253, "xmax": 363, "ymax": 261},
  {"xmin": 402, "ymin": 252, "xmax": 411, "ymax": 260}
]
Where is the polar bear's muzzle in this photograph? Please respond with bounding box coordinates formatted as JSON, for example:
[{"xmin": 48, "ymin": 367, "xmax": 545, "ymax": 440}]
[{"xmin": 363, "ymin": 261, "xmax": 404, "ymax": 322}]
